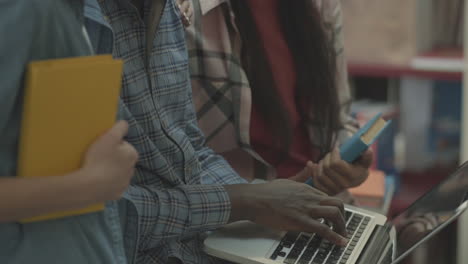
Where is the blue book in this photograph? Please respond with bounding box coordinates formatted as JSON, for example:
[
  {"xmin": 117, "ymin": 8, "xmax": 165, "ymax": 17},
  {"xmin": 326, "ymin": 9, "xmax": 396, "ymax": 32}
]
[
  {"xmin": 340, "ymin": 112, "xmax": 392, "ymax": 163},
  {"xmin": 306, "ymin": 113, "xmax": 392, "ymax": 186}
]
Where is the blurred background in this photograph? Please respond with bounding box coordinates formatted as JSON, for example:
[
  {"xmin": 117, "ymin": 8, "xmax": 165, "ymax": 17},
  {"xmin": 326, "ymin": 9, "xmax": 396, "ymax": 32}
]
[{"xmin": 340, "ymin": 0, "xmax": 465, "ymax": 263}]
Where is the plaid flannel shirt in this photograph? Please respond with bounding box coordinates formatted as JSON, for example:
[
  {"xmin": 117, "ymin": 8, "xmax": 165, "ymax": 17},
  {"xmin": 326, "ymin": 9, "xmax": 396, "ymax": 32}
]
[
  {"xmin": 85, "ymin": 0, "xmax": 246, "ymax": 263},
  {"xmin": 186, "ymin": 0, "xmax": 358, "ymax": 181}
]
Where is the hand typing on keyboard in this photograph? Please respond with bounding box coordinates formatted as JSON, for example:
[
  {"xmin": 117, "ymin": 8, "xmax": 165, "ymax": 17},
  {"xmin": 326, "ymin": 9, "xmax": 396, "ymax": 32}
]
[
  {"xmin": 271, "ymin": 211, "xmax": 371, "ymax": 264},
  {"xmin": 227, "ymin": 180, "xmax": 348, "ymax": 246}
]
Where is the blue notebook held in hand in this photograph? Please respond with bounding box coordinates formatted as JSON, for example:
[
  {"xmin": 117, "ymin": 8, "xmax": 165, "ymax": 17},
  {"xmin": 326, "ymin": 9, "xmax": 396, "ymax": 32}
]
[{"xmin": 306, "ymin": 113, "xmax": 392, "ymax": 185}]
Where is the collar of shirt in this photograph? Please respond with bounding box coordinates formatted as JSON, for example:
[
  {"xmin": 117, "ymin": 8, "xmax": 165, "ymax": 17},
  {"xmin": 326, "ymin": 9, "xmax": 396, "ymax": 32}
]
[
  {"xmin": 84, "ymin": 0, "xmax": 154, "ymax": 27},
  {"xmin": 84, "ymin": 0, "xmax": 111, "ymax": 28},
  {"xmin": 85, "ymin": 0, "xmax": 165, "ymax": 60}
]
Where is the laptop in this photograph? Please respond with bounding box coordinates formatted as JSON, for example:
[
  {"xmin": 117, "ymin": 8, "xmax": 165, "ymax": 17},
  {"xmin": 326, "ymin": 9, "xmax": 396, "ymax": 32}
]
[{"xmin": 204, "ymin": 162, "xmax": 468, "ymax": 264}]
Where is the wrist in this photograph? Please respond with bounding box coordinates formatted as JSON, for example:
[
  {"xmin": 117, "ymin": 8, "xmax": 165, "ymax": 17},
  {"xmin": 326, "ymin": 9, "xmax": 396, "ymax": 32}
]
[
  {"xmin": 224, "ymin": 184, "xmax": 259, "ymax": 222},
  {"xmin": 64, "ymin": 168, "xmax": 103, "ymax": 205}
]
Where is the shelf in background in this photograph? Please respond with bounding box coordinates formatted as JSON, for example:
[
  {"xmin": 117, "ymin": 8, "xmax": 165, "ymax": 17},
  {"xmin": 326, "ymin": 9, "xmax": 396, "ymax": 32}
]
[{"xmin": 348, "ymin": 48, "xmax": 464, "ymax": 81}]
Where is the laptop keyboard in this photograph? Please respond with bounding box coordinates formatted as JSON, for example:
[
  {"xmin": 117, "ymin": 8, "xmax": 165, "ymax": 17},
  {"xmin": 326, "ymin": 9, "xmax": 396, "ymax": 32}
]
[{"xmin": 270, "ymin": 211, "xmax": 371, "ymax": 264}]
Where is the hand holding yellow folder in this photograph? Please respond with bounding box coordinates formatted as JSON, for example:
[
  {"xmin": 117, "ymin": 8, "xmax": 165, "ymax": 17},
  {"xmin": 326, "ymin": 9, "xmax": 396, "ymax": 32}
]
[{"xmin": 18, "ymin": 55, "xmax": 123, "ymax": 223}]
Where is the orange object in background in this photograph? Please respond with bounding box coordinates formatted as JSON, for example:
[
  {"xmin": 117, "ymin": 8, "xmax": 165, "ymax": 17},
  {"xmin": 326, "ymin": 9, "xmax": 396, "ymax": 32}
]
[{"xmin": 350, "ymin": 169, "xmax": 386, "ymax": 208}]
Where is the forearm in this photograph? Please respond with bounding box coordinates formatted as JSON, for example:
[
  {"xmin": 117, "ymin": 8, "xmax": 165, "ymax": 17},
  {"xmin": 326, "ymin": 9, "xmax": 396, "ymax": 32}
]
[
  {"xmin": 0, "ymin": 170, "xmax": 97, "ymax": 222},
  {"xmin": 125, "ymin": 183, "xmax": 234, "ymax": 250}
]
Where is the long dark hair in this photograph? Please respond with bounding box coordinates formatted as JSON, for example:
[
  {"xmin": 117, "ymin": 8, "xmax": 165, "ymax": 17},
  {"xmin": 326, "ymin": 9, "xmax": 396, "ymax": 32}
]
[{"xmin": 230, "ymin": 0, "xmax": 342, "ymax": 159}]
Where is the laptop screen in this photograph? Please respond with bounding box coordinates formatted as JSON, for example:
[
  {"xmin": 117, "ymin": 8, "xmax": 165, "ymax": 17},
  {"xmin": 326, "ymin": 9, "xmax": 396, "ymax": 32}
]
[{"xmin": 390, "ymin": 162, "xmax": 468, "ymax": 261}]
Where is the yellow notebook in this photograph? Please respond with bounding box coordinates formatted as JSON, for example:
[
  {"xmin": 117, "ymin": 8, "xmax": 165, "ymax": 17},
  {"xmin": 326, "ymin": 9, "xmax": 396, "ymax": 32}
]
[{"xmin": 18, "ymin": 55, "xmax": 123, "ymax": 223}]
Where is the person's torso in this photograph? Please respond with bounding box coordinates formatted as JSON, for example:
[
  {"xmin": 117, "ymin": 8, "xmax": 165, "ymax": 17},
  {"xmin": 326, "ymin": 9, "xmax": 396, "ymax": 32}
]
[
  {"xmin": 95, "ymin": 0, "xmax": 203, "ymax": 188},
  {"xmin": 86, "ymin": 0, "xmax": 218, "ymax": 262},
  {"xmin": 0, "ymin": 1, "xmax": 127, "ymax": 263},
  {"xmin": 187, "ymin": 0, "xmax": 329, "ymax": 179}
]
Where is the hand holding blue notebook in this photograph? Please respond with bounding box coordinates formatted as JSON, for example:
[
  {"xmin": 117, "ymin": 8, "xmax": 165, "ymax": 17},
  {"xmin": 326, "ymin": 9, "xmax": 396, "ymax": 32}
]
[{"xmin": 305, "ymin": 113, "xmax": 392, "ymax": 186}]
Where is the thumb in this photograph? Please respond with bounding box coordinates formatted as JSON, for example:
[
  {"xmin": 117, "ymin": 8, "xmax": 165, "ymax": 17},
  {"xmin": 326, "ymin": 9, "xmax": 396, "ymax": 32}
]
[
  {"xmin": 357, "ymin": 149, "xmax": 373, "ymax": 168},
  {"xmin": 307, "ymin": 161, "xmax": 321, "ymax": 179},
  {"xmin": 290, "ymin": 161, "xmax": 315, "ymax": 182},
  {"xmin": 100, "ymin": 120, "xmax": 129, "ymax": 145}
]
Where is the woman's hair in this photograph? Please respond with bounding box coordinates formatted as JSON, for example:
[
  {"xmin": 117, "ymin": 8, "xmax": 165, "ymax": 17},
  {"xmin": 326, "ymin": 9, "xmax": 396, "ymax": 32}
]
[{"xmin": 230, "ymin": 0, "xmax": 342, "ymax": 160}]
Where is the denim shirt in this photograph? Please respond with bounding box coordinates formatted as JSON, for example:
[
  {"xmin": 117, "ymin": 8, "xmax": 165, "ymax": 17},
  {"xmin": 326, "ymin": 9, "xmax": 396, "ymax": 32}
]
[
  {"xmin": 84, "ymin": 0, "xmax": 246, "ymax": 263},
  {"xmin": 0, "ymin": 0, "xmax": 127, "ymax": 263}
]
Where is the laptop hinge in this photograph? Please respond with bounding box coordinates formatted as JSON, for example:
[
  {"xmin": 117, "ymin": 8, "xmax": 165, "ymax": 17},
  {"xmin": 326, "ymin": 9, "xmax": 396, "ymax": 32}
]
[{"xmin": 356, "ymin": 225, "xmax": 392, "ymax": 264}]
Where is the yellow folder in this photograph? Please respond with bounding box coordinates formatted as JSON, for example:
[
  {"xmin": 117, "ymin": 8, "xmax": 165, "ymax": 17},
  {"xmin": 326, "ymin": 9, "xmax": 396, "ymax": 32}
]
[{"xmin": 17, "ymin": 55, "xmax": 123, "ymax": 223}]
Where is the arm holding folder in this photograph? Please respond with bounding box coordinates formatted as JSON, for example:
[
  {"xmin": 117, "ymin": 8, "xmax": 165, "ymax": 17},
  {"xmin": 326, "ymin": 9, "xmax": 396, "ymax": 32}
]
[
  {"xmin": 0, "ymin": 121, "xmax": 136, "ymax": 223},
  {"xmin": 0, "ymin": 56, "xmax": 138, "ymax": 223}
]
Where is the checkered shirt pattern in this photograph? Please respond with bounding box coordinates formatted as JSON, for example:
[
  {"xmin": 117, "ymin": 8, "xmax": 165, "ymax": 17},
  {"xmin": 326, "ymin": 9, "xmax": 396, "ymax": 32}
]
[
  {"xmin": 186, "ymin": 0, "xmax": 359, "ymax": 180},
  {"xmin": 92, "ymin": 0, "xmax": 246, "ymax": 263}
]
